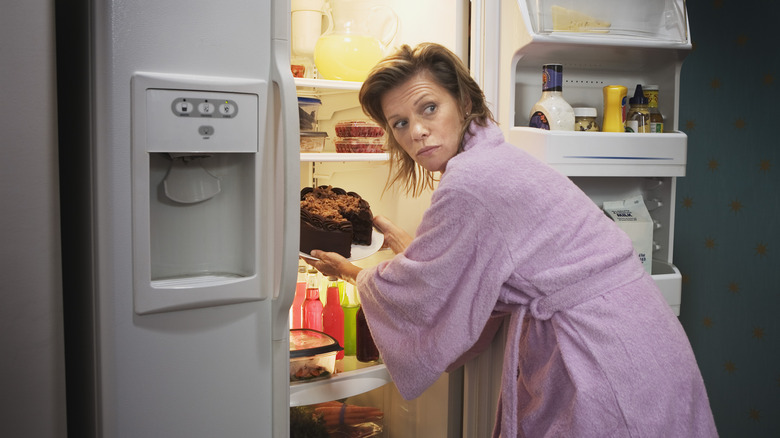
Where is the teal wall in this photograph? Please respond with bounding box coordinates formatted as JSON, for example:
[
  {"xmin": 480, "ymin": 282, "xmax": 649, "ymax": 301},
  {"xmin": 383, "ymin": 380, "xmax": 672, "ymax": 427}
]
[{"xmin": 677, "ymin": 1, "xmax": 779, "ymax": 436}]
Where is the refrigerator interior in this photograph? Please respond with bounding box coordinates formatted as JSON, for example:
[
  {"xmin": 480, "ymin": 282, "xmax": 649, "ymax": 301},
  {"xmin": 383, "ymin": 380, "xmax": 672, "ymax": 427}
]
[{"xmin": 291, "ymin": 0, "xmax": 470, "ymax": 435}]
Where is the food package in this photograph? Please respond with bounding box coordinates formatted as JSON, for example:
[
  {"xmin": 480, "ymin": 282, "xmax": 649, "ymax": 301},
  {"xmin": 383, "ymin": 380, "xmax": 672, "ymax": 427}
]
[
  {"xmin": 603, "ymin": 195, "xmax": 654, "ymax": 274},
  {"xmin": 290, "ymin": 329, "xmax": 343, "ymax": 382},
  {"xmin": 335, "ymin": 120, "xmax": 384, "ymax": 137}
]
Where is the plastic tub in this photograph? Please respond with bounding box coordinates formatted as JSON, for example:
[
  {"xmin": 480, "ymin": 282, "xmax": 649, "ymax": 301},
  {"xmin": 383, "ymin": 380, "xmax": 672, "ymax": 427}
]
[
  {"xmin": 300, "ymin": 131, "xmax": 327, "ymax": 152},
  {"xmin": 290, "ymin": 329, "xmax": 343, "ymax": 382},
  {"xmin": 298, "ymin": 97, "xmax": 322, "ymax": 131},
  {"xmin": 335, "ymin": 120, "xmax": 385, "ymax": 137},
  {"xmin": 335, "ymin": 137, "xmax": 385, "ymax": 153}
]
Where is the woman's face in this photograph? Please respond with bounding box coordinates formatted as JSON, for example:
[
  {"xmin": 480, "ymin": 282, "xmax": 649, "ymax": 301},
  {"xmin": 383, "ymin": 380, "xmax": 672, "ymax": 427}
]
[{"xmin": 381, "ymin": 71, "xmax": 469, "ymax": 173}]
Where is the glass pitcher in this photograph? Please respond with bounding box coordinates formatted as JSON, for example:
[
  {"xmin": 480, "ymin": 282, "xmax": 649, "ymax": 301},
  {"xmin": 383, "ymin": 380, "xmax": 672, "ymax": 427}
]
[{"xmin": 314, "ymin": 0, "xmax": 399, "ymax": 82}]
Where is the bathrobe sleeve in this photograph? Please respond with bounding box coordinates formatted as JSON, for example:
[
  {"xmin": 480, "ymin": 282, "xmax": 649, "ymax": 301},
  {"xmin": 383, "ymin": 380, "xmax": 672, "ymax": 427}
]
[{"xmin": 356, "ymin": 183, "xmax": 515, "ymax": 400}]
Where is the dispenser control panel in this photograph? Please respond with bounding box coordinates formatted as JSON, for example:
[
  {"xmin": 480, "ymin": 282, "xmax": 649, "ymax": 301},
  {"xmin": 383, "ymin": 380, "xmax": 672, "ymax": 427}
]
[
  {"xmin": 146, "ymin": 89, "xmax": 258, "ymax": 153},
  {"xmin": 171, "ymin": 97, "xmax": 238, "ymax": 118}
]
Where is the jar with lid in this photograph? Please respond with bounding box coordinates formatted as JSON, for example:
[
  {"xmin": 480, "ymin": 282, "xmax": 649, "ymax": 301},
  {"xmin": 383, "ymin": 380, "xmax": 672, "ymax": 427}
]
[
  {"xmin": 642, "ymin": 85, "xmax": 665, "ymax": 133},
  {"xmin": 626, "ymin": 84, "xmax": 651, "ymax": 133},
  {"xmin": 573, "ymin": 107, "xmax": 600, "ymax": 131}
]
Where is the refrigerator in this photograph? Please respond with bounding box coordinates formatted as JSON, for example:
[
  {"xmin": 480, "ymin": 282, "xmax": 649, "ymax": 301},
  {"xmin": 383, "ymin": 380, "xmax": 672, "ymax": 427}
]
[{"xmin": 2, "ymin": 0, "xmax": 690, "ymax": 436}]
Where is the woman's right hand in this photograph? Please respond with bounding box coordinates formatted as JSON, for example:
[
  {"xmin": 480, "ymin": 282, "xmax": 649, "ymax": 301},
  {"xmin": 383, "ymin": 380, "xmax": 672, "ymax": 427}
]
[{"xmin": 373, "ymin": 215, "xmax": 413, "ymax": 254}]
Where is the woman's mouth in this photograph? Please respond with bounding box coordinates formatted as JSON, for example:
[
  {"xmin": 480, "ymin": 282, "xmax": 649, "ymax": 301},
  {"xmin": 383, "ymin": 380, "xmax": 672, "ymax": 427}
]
[{"xmin": 417, "ymin": 145, "xmax": 439, "ymax": 157}]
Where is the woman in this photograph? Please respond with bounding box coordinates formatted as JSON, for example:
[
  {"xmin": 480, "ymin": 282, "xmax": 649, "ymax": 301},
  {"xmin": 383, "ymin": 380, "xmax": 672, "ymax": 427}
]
[{"xmin": 305, "ymin": 43, "xmax": 717, "ymax": 437}]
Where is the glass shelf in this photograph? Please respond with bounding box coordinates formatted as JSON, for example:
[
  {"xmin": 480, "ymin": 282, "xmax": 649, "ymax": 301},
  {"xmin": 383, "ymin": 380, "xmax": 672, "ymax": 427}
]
[
  {"xmin": 290, "ymin": 356, "xmax": 391, "ymax": 407},
  {"xmin": 300, "ymin": 152, "xmax": 389, "ymax": 162}
]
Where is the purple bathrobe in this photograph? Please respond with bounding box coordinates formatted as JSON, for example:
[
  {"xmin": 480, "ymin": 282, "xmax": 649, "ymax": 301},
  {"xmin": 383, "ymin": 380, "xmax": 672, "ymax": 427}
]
[{"xmin": 356, "ymin": 121, "xmax": 717, "ymax": 437}]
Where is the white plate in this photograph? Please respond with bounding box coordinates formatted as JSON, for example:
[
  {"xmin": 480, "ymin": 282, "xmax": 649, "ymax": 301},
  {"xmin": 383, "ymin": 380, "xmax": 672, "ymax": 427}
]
[{"xmin": 300, "ymin": 229, "xmax": 384, "ymax": 262}]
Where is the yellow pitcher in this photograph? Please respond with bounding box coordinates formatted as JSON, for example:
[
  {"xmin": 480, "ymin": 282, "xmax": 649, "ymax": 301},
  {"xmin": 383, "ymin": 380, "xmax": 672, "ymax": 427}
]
[{"xmin": 314, "ymin": 0, "xmax": 399, "ymax": 82}]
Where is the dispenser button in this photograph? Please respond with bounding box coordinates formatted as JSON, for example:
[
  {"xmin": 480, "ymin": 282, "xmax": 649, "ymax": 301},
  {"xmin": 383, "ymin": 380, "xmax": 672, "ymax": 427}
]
[
  {"xmin": 219, "ymin": 102, "xmax": 236, "ymax": 116},
  {"xmin": 198, "ymin": 101, "xmax": 215, "ymax": 115},
  {"xmin": 175, "ymin": 100, "xmax": 193, "ymax": 115},
  {"xmin": 198, "ymin": 125, "xmax": 214, "ymax": 136}
]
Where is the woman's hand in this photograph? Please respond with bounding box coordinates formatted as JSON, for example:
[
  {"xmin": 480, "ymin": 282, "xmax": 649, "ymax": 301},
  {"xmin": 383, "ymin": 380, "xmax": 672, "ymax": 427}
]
[
  {"xmin": 373, "ymin": 215, "xmax": 412, "ymax": 254},
  {"xmin": 301, "ymin": 250, "xmax": 363, "ymax": 285}
]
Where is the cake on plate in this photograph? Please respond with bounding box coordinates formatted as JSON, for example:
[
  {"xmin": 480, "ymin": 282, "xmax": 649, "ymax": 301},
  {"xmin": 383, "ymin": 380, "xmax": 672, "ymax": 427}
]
[{"xmin": 300, "ymin": 186, "xmax": 373, "ymax": 258}]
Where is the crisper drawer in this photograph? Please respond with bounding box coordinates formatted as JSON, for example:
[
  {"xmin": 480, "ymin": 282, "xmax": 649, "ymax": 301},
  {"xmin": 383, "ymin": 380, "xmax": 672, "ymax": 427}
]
[
  {"xmin": 290, "ymin": 358, "xmax": 391, "ymax": 407},
  {"xmin": 508, "ymin": 127, "xmax": 687, "ymax": 177}
]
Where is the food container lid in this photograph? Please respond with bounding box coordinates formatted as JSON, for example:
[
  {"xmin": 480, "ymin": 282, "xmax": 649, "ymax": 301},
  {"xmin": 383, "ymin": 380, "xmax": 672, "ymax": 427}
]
[
  {"xmin": 297, "ymin": 97, "xmax": 322, "ymax": 105},
  {"xmin": 573, "ymin": 107, "xmax": 597, "ymax": 117},
  {"xmin": 335, "ymin": 136, "xmax": 384, "ymax": 143},
  {"xmin": 300, "ymin": 131, "xmax": 328, "ymax": 138},
  {"xmin": 335, "ymin": 119, "xmax": 380, "ymax": 128},
  {"xmin": 290, "ymin": 329, "xmax": 343, "ymax": 358}
]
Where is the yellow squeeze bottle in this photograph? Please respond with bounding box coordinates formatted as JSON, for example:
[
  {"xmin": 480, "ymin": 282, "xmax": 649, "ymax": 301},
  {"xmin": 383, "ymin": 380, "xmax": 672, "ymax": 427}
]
[{"xmin": 602, "ymin": 85, "xmax": 628, "ymax": 132}]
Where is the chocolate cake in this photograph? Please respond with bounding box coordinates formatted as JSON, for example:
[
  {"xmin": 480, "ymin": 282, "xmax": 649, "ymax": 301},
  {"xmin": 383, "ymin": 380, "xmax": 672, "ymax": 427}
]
[{"xmin": 300, "ymin": 186, "xmax": 373, "ymax": 258}]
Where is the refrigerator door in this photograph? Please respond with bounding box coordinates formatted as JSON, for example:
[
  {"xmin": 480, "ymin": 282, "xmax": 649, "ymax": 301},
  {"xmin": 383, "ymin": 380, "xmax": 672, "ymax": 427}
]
[{"xmin": 86, "ymin": 0, "xmax": 297, "ymax": 436}]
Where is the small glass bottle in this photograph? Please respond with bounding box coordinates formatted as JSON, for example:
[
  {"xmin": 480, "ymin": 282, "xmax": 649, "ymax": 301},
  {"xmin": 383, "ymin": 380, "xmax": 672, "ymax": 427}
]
[
  {"xmin": 625, "ymin": 84, "xmax": 650, "ymax": 133},
  {"xmin": 573, "ymin": 107, "xmax": 600, "ymax": 131},
  {"xmin": 322, "ymin": 277, "xmax": 345, "ymax": 359},
  {"xmin": 602, "ymin": 85, "xmax": 628, "ymax": 132},
  {"xmin": 643, "ymin": 85, "xmax": 665, "ymax": 133},
  {"xmin": 356, "ymin": 305, "xmax": 379, "ymax": 362},
  {"xmin": 528, "ymin": 64, "xmax": 575, "ymax": 131},
  {"xmin": 302, "ymin": 272, "xmax": 323, "ymax": 331}
]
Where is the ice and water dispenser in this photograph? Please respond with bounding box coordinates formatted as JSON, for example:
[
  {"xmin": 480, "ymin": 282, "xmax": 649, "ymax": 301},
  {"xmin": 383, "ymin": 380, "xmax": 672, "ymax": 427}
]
[{"xmin": 131, "ymin": 73, "xmax": 269, "ymax": 314}]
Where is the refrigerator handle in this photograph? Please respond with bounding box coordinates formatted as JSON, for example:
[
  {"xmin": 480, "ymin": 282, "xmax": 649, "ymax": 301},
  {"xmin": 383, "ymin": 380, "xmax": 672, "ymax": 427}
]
[{"xmin": 270, "ymin": 36, "xmax": 300, "ymax": 340}]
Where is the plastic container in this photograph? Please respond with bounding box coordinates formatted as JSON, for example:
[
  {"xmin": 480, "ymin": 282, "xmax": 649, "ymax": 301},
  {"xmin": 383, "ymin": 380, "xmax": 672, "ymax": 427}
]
[
  {"xmin": 298, "ymin": 97, "xmax": 322, "ymax": 131},
  {"xmin": 300, "ymin": 131, "xmax": 327, "ymax": 152},
  {"xmin": 335, "ymin": 120, "xmax": 385, "ymax": 137},
  {"xmin": 289, "ymin": 329, "xmax": 343, "ymax": 382},
  {"xmin": 335, "ymin": 137, "xmax": 385, "ymax": 153}
]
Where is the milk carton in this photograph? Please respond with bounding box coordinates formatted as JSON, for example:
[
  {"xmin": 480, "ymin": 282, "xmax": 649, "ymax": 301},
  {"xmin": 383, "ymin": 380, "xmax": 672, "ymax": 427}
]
[{"xmin": 604, "ymin": 195, "xmax": 653, "ymax": 274}]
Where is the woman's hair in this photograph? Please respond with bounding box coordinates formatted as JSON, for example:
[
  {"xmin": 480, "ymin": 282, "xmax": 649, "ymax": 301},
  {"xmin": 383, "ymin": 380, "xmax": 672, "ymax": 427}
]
[{"xmin": 359, "ymin": 43, "xmax": 495, "ymax": 197}]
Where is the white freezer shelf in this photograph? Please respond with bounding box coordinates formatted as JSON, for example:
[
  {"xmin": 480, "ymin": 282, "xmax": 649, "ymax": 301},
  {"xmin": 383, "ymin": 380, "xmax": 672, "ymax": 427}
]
[
  {"xmin": 508, "ymin": 127, "xmax": 687, "ymax": 177},
  {"xmin": 289, "ymin": 361, "xmax": 391, "ymax": 407}
]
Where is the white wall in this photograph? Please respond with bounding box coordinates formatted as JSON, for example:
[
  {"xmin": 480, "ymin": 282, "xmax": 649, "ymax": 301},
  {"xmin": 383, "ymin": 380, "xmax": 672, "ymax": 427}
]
[{"xmin": 0, "ymin": 1, "xmax": 67, "ymax": 436}]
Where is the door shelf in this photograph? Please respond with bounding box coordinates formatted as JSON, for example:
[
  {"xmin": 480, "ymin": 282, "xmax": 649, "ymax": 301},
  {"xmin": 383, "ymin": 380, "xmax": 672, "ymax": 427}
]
[
  {"xmin": 508, "ymin": 127, "xmax": 687, "ymax": 177},
  {"xmin": 290, "ymin": 357, "xmax": 391, "ymax": 407},
  {"xmin": 652, "ymin": 260, "xmax": 682, "ymax": 316}
]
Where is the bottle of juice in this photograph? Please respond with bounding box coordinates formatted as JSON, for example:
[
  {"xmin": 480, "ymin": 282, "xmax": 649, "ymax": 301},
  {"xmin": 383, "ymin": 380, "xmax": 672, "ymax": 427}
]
[
  {"xmin": 340, "ymin": 283, "xmax": 359, "ymax": 356},
  {"xmin": 528, "ymin": 64, "xmax": 574, "ymax": 131},
  {"xmin": 302, "ymin": 272, "xmax": 323, "ymax": 331},
  {"xmin": 289, "ymin": 263, "xmax": 307, "ymax": 329},
  {"xmin": 356, "ymin": 305, "xmax": 379, "ymax": 362},
  {"xmin": 322, "ymin": 277, "xmax": 345, "ymax": 359}
]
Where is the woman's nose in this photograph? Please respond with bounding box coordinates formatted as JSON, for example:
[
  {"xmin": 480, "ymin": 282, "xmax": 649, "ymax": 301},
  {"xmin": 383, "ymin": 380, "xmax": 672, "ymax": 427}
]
[{"xmin": 411, "ymin": 119, "xmax": 429, "ymax": 140}]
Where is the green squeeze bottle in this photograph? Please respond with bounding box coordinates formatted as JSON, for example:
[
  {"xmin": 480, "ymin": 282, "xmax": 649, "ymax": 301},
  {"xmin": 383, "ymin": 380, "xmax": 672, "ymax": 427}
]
[{"xmin": 340, "ymin": 283, "xmax": 360, "ymax": 356}]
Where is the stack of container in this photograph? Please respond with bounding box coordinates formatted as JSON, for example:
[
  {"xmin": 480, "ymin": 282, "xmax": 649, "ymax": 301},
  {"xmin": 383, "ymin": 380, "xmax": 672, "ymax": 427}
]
[{"xmin": 334, "ymin": 120, "xmax": 385, "ymax": 153}]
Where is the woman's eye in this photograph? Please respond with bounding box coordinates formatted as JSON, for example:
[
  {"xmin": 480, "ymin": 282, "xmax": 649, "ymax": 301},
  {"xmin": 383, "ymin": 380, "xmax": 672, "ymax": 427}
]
[
  {"xmin": 424, "ymin": 104, "xmax": 437, "ymax": 114},
  {"xmin": 392, "ymin": 120, "xmax": 407, "ymax": 129}
]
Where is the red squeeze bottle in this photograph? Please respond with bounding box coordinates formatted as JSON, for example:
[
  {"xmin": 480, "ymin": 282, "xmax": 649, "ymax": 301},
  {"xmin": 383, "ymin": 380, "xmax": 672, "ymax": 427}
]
[
  {"xmin": 356, "ymin": 305, "xmax": 379, "ymax": 362},
  {"xmin": 302, "ymin": 273, "xmax": 323, "ymax": 331},
  {"xmin": 322, "ymin": 277, "xmax": 345, "ymax": 359},
  {"xmin": 290, "ymin": 265, "xmax": 306, "ymax": 329}
]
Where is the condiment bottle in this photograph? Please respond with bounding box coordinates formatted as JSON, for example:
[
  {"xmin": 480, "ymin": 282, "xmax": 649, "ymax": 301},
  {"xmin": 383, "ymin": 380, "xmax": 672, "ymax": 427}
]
[
  {"xmin": 356, "ymin": 304, "xmax": 379, "ymax": 362},
  {"xmin": 322, "ymin": 276, "xmax": 345, "ymax": 359},
  {"xmin": 573, "ymin": 107, "xmax": 600, "ymax": 131},
  {"xmin": 643, "ymin": 85, "xmax": 665, "ymax": 133},
  {"xmin": 340, "ymin": 283, "xmax": 359, "ymax": 356},
  {"xmin": 302, "ymin": 271, "xmax": 323, "ymax": 331},
  {"xmin": 289, "ymin": 263, "xmax": 307, "ymax": 329},
  {"xmin": 602, "ymin": 85, "xmax": 627, "ymax": 132},
  {"xmin": 528, "ymin": 64, "xmax": 575, "ymax": 131},
  {"xmin": 626, "ymin": 84, "xmax": 650, "ymax": 133}
]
